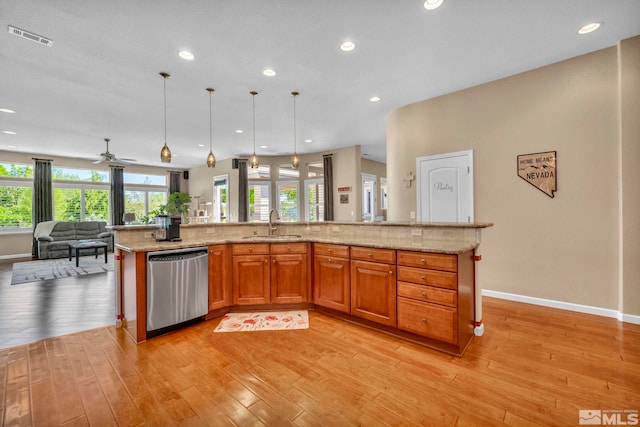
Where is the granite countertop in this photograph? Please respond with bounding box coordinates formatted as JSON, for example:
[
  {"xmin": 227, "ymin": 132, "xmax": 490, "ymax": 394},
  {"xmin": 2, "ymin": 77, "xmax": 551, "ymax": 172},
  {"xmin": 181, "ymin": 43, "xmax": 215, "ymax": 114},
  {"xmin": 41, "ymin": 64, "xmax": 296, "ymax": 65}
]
[{"xmin": 115, "ymin": 234, "xmax": 478, "ymax": 254}]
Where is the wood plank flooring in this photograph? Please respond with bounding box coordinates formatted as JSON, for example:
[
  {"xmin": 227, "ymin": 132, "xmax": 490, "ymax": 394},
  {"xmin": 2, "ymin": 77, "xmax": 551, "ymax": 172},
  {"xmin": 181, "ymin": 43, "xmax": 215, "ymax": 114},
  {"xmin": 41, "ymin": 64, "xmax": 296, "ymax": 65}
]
[
  {"xmin": 0, "ymin": 257, "xmax": 115, "ymax": 349},
  {"xmin": 1, "ymin": 291, "xmax": 639, "ymax": 426}
]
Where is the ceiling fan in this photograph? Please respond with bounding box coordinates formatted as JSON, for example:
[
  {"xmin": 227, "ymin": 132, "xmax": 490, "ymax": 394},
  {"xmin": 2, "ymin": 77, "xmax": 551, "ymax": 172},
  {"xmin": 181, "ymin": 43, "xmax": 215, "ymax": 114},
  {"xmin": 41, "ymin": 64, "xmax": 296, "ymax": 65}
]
[{"xmin": 93, "ymin": 138, "xmax": 136, "ymax": 165}]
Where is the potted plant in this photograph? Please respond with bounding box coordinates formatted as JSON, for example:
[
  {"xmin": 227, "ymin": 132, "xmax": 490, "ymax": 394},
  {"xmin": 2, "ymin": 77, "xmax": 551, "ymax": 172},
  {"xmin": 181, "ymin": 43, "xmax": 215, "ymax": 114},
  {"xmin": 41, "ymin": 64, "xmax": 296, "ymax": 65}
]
[{"xmin": 162, "ymin": 191, "xmax": 191, "ymax": 217}]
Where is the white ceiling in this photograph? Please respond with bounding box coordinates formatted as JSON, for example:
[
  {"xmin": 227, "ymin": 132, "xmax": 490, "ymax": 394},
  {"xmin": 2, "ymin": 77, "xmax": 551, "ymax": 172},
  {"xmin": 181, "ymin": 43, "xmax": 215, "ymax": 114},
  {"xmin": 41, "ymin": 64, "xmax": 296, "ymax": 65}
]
[{"xmin": 1, "ymin": 0, "xmax": 639, "ymax": 169}]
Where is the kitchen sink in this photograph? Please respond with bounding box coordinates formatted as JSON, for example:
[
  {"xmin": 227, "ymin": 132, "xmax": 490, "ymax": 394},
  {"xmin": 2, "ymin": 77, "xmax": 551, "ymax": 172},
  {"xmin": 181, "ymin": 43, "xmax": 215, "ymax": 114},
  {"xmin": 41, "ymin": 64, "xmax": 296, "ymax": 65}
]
[{"xmin": 241, "ymin": 234, "xmax": 302, "ymax": 240}]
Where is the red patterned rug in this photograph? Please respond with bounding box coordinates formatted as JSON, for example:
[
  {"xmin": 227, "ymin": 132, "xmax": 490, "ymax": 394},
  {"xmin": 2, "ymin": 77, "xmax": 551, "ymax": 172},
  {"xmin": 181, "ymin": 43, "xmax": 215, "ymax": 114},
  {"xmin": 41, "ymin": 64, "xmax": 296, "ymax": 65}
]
[{"xmin": 214, "ymin": 310, "xmax": 309, "ymax": 333}]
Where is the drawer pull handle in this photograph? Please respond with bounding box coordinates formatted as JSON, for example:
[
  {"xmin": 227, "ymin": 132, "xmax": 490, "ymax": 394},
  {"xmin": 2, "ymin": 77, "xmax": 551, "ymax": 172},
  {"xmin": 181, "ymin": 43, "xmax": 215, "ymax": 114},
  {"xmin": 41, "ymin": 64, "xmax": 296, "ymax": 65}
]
[
  {"xmin": 328, "ymin": 258, "xmax": 332, "ymax": 262},
  {"xmin": 287, "ymin": 246, "xmax": 291, "ymax": 251},
  {"xmin": 421, "ymin": 258, "xmax": 426, "ymax": 264},
  {"xmin": 328, "ymin": 248, "xmax": 332, "ymax": 253},
  {"xmin": 368, "ymin": 253, "xmax": 373, "ymax": 257},
  {"xmin": 264, "ymin": 258, "xmax": 268, "ymax": 263},
  {"xmin": 421, "ymin": 292, "xmax": 427, "ymax": 297},
  {"xmin": 389, "ymin": 270, "xmax": 393, "ymax": 274},
  {"xmin": 249, "ymin": 247, "xmax": 253, "ymax": 252},
  {"xmin": 421, "ymin": 275, "xmax": 426, "ymax": 280},
  {"xmin": 272, "ymin": 259, "xmax": 276, "ymax": 263},
  {"xmin": 421, "ymin": 318, "xmax": 427, "ymax": 323}
]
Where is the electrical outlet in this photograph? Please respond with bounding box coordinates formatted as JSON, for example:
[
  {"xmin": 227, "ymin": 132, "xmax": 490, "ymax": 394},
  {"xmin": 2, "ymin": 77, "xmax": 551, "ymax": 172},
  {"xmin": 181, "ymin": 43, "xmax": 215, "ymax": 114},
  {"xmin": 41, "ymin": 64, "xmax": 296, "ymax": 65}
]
[
  {"xmin": 409, "ymin": 211, "xmax": 416, "ymax": 219},
  {"xmin": 206, "ymin": 228, "xmax": 216, "ymax": 234},
  {"xmin": 411, "ymin": 229, "xmax": 422, "ymax": 236}
]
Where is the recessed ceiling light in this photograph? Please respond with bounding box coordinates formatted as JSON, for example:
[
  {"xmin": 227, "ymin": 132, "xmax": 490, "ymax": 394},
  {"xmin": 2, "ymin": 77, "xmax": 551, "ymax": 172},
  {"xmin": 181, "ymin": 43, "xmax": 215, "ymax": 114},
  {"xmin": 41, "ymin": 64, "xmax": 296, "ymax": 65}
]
[
  {"xmin": 198, "ymin": 144, "xmax": 205, "ymax": 147},
  {"xmin": 370, "ymin": 96, "xmax": 381, "ymax": 102},
  {"xmin": 424, "ymin": 0, "xmax": 443, "ymax": 10},
  {"xmin": 235, "ymin": 129, "xmax": 244, "ymax": 134},
  {"xmin": 2, "ymin": 131, "xmax": 16, "ymax": 135},
  {"xmin": 340, "ymin": 41, "xmax": 356, "ymax": 52},
  {"xmin": 577, "ymin": 22, "xmax": 601, "ymax": 35},
  {"xmin": 178, "ymin": 50, "xmax": 195, "ymax": 60},
  {"xmin": 305, "ymin": 139, "xmax": 312, "ymax": 143},
  {"xmin": 260, "ymin": 145, "xmax": 268, "ymax": 149},
  {"xmin": 263, "ymin": 68, "xmax": 276, "ymax": 77},
  {"xmin": 0, "ymin": 108, "xmax": 15, "ymax": 114},
  {"xmin": 7, "ymin": 145, "xmax": 17, "ymax": 149}
]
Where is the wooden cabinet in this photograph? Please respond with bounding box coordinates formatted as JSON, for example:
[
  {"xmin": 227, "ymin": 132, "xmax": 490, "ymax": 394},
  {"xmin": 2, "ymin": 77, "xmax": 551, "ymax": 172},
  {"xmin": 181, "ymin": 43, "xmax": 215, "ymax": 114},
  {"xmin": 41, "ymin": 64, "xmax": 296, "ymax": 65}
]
[
  {"xmin": 232, "ymin": 243, "xmax": 310, "ymax": 305},
  {"xmin": 208, "ymin": 244, "xmax": 230, "ymax": 312},
  {"xmin": 350, "ymin": 247, "xmax": 397, "ymax": 327},
  {"xmin": 313, "ymin": 244, "xmax": 350, "ymax": 313},
  {"xmin": 270, "ymin": 243, "xmax": 309, "ymax": 304},
  {"xmin": 397, "ymin": 250, "xmax": 475, "ymax": 352},
  {"xmin": 232, "ymin": 244, "xmax": 270, "ymax": 305}
]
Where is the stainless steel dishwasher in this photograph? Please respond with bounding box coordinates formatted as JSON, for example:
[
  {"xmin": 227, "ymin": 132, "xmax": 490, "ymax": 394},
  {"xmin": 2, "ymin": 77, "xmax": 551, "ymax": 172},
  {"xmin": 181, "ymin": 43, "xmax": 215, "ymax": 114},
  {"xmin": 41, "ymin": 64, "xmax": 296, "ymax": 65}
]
[{"xmin": 147, "ymin": 247, "xmax": 209, "ymax": 336}]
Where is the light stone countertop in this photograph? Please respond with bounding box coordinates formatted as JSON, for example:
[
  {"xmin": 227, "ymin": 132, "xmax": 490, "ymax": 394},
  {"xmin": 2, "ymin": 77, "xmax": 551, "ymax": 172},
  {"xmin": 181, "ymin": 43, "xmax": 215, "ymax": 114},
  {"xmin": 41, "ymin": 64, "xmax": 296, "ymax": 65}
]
[{"xmin": 115, "ymin": 234, "xmax": 478, "ymax": 255}]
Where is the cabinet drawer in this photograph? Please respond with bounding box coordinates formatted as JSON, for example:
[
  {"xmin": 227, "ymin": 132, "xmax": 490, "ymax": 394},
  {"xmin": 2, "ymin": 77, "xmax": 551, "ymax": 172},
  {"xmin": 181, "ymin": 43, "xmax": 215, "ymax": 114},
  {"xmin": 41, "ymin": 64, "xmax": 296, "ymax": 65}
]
[
  {"xmin": 397, "ymin": 266, "xmax": 457, "ymax": 290},
  {"xmin": 232, "ymin": 243, "xmax": 270, "ymax": 255},
  {"xmin": 314, "ymin": 243, "xmax": 349, "ymax": 258},
  {"xmin": 397, "ymin": 297, "xmax": 458, "ymax": 344},
  {"xmin": 397, "ymin": 282, "xmax": 457, "ymax": 308},
  {"xmin": 397, "ymin": 251, "xmax": 457, "ymax": 272},
  {"xmin": 270, "ymin": 242, "xmax": 308, "ymax": 254},
  {"xmin": 351, "ymin": 246, "xmax": 396, "ymax": 264}
]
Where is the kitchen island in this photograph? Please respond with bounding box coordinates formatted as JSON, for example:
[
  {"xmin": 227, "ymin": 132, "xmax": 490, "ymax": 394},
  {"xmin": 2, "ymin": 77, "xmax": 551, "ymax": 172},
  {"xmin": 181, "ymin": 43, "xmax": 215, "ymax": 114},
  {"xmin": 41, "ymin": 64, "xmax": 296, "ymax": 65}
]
[{"xmin": 113, "ymin": 221, "xmax": 492, "ymax": 355}]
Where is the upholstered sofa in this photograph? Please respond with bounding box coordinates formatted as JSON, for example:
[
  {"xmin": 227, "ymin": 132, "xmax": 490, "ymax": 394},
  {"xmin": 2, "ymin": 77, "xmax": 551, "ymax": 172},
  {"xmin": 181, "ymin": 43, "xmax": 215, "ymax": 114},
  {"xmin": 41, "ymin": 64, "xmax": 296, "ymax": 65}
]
[{"xmin": 34, "ymin": 221, "xmax": 113, "ymax": 259}]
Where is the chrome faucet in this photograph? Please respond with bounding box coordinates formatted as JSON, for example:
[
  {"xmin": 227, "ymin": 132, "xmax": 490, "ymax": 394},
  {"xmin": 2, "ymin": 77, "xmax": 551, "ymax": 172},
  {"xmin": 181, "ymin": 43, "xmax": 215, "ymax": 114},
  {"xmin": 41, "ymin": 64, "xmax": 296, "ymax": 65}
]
[{"xmin": 268, "ymin": 209, "xmax": 280, "ymax": 235}]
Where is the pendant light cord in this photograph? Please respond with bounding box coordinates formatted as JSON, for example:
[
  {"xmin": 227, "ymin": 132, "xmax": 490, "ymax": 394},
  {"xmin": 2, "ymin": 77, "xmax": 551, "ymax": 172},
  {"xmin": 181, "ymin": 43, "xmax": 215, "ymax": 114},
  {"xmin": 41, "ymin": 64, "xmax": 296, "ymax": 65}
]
[
  {"xmin": 209, "ymin": 90, "xmax": 213, "ymax": 151},
  {"xmin": 252, "ymin": 93, "xmax": 256, "ymax": 153},
  {"xmin": 293, "ymin": 93, "xmax": 297, "ymax": 153},
  {"xmin": 163, "ymin": 75, "xmax": 167, "ymax": 145}
]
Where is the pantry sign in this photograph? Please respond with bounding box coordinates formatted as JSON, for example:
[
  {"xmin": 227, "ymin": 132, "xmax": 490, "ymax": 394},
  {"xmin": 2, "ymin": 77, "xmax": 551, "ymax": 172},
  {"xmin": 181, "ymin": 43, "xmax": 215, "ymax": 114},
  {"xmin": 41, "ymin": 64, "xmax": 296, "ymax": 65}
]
[{"xmin": 517, "ymin": 151, "xmax": 557, "ymax": 198}]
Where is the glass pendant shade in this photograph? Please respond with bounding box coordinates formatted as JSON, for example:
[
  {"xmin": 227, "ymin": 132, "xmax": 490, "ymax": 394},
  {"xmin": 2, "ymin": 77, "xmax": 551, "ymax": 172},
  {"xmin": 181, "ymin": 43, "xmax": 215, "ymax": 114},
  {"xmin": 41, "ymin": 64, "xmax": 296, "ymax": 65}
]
[
  {"xmin": 250, "ymin": 152, "xmax": 259, "ymax": 169},
  {"xmin": 207, "ymin": 151, "xmax": 216, "ymax": 168},
  {"xmin": 250, "ymin": 91, "xmax": 259, "ymax": 169},
  {"xmin": 206, "ymin": 88, "xmax": 216, "ymax": 168},
  {"xmin": 159, "ymin": 72, "xmax": 171, "ymax": 163},
  {"xmin": 160, "ymin": 143, "xmax": 171, "ymax": 163},
  {"xmin": 291, "ymin": 91, "xmax": 300, "ymax": 169}
]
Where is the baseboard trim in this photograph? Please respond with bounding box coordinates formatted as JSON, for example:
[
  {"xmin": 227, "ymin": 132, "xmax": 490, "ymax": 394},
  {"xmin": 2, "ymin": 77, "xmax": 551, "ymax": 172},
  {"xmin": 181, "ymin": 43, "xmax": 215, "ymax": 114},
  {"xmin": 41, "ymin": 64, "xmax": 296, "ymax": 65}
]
[
  {"xmin": 0, "ymin": 253, "xmax": 32, "ymax": 260},
  {"xmin": 482, "ymin": 289, "xmax": 640, "ymax": 325}
]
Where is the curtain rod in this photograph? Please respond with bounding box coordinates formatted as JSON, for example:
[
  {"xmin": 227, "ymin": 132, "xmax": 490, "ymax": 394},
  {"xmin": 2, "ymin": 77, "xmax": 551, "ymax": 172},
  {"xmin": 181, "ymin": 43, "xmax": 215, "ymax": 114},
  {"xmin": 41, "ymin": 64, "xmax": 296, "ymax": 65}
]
[{"xmin": 32, "ymin": 157, "xmax": 54, "ymax": 162}]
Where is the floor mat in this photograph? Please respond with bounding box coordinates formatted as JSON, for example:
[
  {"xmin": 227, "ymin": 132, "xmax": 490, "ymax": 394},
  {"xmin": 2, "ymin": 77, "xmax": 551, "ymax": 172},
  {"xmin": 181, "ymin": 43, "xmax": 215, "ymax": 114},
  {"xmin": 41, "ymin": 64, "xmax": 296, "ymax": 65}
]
[{"xmin": 214, "ymin": 310, "xmax": 309, "ymax": 333}]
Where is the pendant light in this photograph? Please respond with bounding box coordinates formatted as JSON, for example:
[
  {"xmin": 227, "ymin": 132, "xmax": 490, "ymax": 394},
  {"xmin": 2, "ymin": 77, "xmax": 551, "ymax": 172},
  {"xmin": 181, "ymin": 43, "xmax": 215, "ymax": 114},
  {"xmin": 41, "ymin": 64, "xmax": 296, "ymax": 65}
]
[
  {"xmin": 249, "ymin": 91, "xmax": 259, "ymax": 169},
  {"xmin": 205, "ymin": 88, "xmax": 216, "ymax": 168},
  {"xmin": 291, "ymin": 91, "xmax": 300, "ymax": 170},
  {"xmin": 159, "ymin": 72, "xmax": 171, "ymax": 163}
]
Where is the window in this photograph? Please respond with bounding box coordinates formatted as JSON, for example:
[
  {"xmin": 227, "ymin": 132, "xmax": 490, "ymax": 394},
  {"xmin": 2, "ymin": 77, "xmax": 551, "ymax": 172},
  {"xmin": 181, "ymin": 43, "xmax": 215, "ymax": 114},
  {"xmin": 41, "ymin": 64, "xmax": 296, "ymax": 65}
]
[
  {"xmin": 0, "ymin": 163, "xmax": 33, "ymax": 229},
  {"xmin": 304, "ymin": 179, "xmax": 324, "ymax": 222},
  {"xmin": 249, "ymin": 182, "xmax": 270, "ymax": 221},
  {"xmin": 124, "ymin": 172, "xmax": 167, "ymax": 186},
  {"xmin": 52, "ymin": 167, "xmax": 110, "ymax": 222},
  {"xmin": 276, "ymin": 182, "xmax": 299, "ymax": 222},
  {"xmin": 247, "ymin": 165, "xmax": 270, "ymax": 180},
  {"xmin": 124, "ymin": 172, "xmax": 168, "ymax": 221},
  {"xmin": 278, "ymin": 164, "xmax": 300, "ymax": 179},
  {"xmin": 307, "ymin": 162, "xmax": 323, "ymax": 178}
]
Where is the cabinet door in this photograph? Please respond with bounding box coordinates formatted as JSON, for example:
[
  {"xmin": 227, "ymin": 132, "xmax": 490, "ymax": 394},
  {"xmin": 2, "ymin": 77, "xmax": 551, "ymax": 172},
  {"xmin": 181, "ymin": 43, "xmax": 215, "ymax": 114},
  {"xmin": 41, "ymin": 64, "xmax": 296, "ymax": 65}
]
[
  {"xmin": 271, "ymin": 254, "xmax": 309, "ymax": 304},
  {"xmin": 313, "ymin": 255, "xmax": 350, "ymax": 313},
  {"xmin": 208, "ymin": 245, "xmax": 229, "ymax": 312},
  {"xmin": 350, "ymin": 260, "xmax": 397, "ymax": 326},
  {"xmin": 232, "ymin": 254, "xmax": 270, "ymax": 305}
]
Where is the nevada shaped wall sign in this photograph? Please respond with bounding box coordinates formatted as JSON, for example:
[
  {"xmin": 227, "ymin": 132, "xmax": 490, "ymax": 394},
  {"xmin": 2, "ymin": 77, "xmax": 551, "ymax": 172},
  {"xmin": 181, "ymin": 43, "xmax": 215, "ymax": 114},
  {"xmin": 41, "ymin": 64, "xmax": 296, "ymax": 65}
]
[{"xmin": 517, "ymin": 151, "xmax": 557, "ymax": 198}]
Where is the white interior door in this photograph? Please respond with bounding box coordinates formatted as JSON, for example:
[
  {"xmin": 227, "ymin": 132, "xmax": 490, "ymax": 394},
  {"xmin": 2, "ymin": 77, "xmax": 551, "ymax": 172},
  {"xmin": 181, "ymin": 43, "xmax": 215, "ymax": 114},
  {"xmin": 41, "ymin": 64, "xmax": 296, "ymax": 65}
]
[{"xmin": 416, "ymin": 150, "xmax": 474, "ymax": 223}]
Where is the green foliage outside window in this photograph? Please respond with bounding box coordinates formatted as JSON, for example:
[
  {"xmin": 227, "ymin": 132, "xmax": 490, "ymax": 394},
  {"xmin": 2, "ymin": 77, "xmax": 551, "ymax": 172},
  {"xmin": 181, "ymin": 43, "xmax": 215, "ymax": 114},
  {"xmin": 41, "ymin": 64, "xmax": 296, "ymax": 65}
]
[{"xmin": 0, "ymin": 163, "xmax": 33, "ymax": 228}]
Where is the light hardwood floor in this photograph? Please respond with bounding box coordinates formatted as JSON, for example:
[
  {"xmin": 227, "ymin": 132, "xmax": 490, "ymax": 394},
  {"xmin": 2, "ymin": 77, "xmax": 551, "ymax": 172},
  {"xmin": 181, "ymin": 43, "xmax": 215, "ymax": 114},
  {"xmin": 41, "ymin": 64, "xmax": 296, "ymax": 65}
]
[{"xmin": 1, "ymin": 292, "xmax": 639, "ymax": 426}]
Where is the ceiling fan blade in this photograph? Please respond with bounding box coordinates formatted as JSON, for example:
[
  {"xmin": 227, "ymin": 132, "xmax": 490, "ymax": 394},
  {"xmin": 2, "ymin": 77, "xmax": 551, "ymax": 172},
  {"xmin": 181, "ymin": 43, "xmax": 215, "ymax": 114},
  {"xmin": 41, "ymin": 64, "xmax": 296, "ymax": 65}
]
[
  {"xmin": 110, "ymin": 158, "xmax": 132, "ymax": 165},
  {"xmin": 93, "ymin": 158, "xmax": 105, "ymax": 164},
  {"xmin": 118, "ymin": 157, "xmax": 137, "ymax": 162}
]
